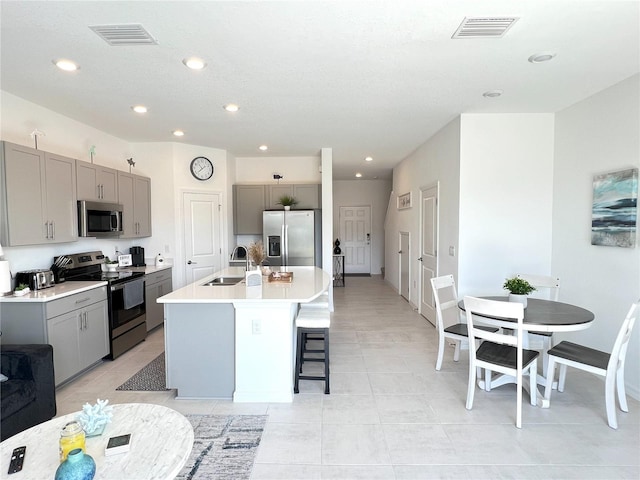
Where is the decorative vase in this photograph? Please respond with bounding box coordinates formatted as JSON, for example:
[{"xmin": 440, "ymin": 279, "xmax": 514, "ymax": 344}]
[
  {"xmin": 508, "ymin": 293, "xmax": 528, "ymax": 308},
  {"xmin": 55, "ymin": 448, "xmax": 96, "ymax": 480},
  {"xmin": 284, "ymin": 205, "xmax": 291, "ymax": 211},
  {"xmin": 333, "ymin": 239, "xmax": 342, "ymax": 254}
]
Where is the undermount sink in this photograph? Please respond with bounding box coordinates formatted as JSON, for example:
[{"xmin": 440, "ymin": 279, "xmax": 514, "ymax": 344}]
[{"xmin": 201, "ymin": 276, "xmax": 245, "ymax": 286}]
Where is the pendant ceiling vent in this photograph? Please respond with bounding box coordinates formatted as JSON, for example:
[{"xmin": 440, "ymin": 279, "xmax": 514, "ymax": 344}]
[
  {"xmin": 452, "ymin": 17, "xmax": 519, "ymax": 39},
  {"xmin": 89, "ymin": 24, "xmax": 158, "ymax": 46}
]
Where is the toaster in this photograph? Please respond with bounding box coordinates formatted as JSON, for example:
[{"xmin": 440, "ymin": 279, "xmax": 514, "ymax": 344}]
[{"xmin": 15, "ymin": 270, "xmax": 56, "ymax": 290}]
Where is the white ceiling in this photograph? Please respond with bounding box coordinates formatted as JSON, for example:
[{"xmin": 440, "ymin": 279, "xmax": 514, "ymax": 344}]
[{"xmin": 1, "ymin": 1, "xmax": 638, "ymax": 180}]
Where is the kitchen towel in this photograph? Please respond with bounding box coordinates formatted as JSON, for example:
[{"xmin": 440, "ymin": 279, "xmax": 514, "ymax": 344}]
[{"xmin": 123, "ymin": 278, "xmax": 144, "ymax": 309}]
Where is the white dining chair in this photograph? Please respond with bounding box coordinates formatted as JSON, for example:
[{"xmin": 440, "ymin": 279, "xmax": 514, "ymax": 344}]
[
  {"xmin": 516, "ymin": 273, "xmax": 561, "ymax": 374},
  {"xmin": 464, "ymin": 296, "xmax": 540, "ymax": 428},
  {"xmin": 543, "ymin": 300, "xmax": 637, "ymax": 429},
  {"xmin": 430, "ymin": 275, "xmax": 498, "ymax": 371}
]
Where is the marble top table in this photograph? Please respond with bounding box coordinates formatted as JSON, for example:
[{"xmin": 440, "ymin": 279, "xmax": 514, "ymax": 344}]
[{"xmin": 0, "ymin": 403, "xmax": 194, "ymax": 480}]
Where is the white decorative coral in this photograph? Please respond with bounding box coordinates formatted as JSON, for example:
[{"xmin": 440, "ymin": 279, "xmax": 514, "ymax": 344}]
[{"xmin": 75, "ymin": 398, "xmax": 113, "ymax": 435}]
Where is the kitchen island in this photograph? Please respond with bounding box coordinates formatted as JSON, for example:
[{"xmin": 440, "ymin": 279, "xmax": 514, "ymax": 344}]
[{"xmin": 157, "ymin": 266, "xmax": 331, "ymax": 402}]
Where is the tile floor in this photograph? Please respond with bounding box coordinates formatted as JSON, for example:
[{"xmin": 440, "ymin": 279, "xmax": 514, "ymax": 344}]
[{"xmin": 56, "ymin": 275, "xmax": 640, "ymax": 479}]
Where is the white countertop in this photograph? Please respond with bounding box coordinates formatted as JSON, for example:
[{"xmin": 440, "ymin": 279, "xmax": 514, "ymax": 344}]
[
  {"xmin": 0, "ymin": 265, "xmax": 172, "ymax": 303},
  {"xmin": 0, "ymin": 281, "xmax": 107, "ymax": 303},
  {"xmin": 158, "ymin": 266, "xmax": 330, "ymax": 304}
]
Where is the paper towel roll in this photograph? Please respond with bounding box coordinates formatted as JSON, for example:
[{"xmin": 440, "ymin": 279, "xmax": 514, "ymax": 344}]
[{"xmin": 0, "ymin": 260, "xmax": 11, "ymax": 294}]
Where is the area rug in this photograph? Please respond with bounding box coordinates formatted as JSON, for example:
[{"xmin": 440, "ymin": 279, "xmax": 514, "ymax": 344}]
[
  {"xmin": 116, "ymin": 353, "xmax": 169, "ymax": 391},
  {"xmin": 177, "ymin": 415, "xmax": 267, "ymax": 480}
]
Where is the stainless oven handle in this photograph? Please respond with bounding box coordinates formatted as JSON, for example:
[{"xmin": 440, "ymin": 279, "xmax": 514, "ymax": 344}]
[{"xmin": 110, "ymin": 281, "xmax": 144, "ymax": 292}]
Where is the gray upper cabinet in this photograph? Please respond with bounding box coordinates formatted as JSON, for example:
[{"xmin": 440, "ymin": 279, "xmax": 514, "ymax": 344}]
[
  {"xmin": 293, "ymin": 184, "xmax": 321, "ymax": 209},
  {"xmin": 233, "ymin": 185, "xmax": 266, "ymax": 234},
  {"xmin": 0, "ymin": 141, "xmax": 77, "ymax": 246},
  {"xmin": 118, "ymin": 171, "xmax": 151, "ymax": 238},
  {"xmin": 266, "ymin": 184, "xmax": 320, "ymax": 210},
  {"xmin": 76, "ymin": 160, "xmax": 118, "ymax": 202},
  {"xmin": 267, "ymin": 184, "xmax": 294, "ymax": 209}
]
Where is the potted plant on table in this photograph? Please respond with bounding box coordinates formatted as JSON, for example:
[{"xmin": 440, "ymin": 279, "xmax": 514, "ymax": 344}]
[
  {"xmin": 13, "ymin": 283, "xmax": 30, "ymax": 296},
  {"xmin": 102, "ymin": 257, "xmax": 119, "ymax": 273},
  {"xmin": 277, "ymin": 195, "xmax": 298, "ymax": 211},
  {"xmin": 503, "ymin": 277, "xmax": 536, "ymax": 308}
]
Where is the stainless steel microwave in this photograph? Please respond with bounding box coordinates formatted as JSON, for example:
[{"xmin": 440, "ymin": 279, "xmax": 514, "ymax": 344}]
[{"xmin": 78, "ymin": 200, "xmax": 123, "ymax": 237}]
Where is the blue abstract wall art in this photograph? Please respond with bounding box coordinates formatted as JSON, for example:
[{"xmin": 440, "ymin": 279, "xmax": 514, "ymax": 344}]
[{"xmin": 591, "ymin": 168, "xmax": 638, "ymax": 248}]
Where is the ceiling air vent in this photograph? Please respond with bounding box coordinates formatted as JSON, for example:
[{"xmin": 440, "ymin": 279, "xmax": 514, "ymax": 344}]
[
  {"xmin": 452, "ymin": 17, "xmax": 519, "ymax": 39},
  {"xmin": 89, "ymin": 24, "xmax": 158, "ymax": 46}
]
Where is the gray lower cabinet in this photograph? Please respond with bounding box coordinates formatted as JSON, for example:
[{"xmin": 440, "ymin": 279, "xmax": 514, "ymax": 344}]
[
  {"xmin": 145, "ymin": 268, "xmax": 173, "ymax": 331},
  {"xmin": 0, "ymin": 286, "xmax": 109, "ymax": 386}
]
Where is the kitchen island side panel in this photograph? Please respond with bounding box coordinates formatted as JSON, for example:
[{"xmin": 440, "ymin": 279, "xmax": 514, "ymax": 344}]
[{"xmin": 164, "ymin": 303, "xmax": 235, "ymax": 399}]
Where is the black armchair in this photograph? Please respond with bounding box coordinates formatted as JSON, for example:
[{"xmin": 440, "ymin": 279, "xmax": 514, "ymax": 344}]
[{"xmin": 1, "ymin": 344, "xmax": 56, "ymax": 441}]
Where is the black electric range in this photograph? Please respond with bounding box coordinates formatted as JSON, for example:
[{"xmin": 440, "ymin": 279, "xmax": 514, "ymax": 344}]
[{"xmin": 61, "ymin": 251, "xmax": 147, "ymax": 359}]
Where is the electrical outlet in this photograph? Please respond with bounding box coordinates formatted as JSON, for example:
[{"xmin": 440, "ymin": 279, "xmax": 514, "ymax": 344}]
[{"xmin": 252, "ymin": 319, "xmax": 262, "ymax": 335}]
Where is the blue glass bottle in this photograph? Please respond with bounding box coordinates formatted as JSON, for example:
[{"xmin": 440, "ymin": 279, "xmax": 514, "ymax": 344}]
[{"xmin": 54, "ymin": 448, "xmax": 96, "ymax": 480}]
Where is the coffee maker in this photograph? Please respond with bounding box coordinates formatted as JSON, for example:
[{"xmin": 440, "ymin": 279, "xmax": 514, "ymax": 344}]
[{"xmin": 130, "ymin": 246, "xmax": 145, "ymax": 267}]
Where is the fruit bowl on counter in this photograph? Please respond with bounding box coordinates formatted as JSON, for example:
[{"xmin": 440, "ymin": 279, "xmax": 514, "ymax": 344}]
[{"xmin": 101, "ymin": 263, "xmax": 118, "ymax": 273}]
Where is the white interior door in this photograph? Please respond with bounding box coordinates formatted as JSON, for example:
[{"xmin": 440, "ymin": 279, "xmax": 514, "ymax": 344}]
[
  {"xmin": 339, "ymin": 206, "xmax": 371, "ymax": 274},
  {"xmin": 419, "ymin": 185, "xmax": 438, "ymax": 325},
  {"xmin": 399, "ymin": 232, "xmax": 410, "ymax": 301},
  {"xmin": 183, "ymin": 192, "xmax": 222, "ymax": 284}
]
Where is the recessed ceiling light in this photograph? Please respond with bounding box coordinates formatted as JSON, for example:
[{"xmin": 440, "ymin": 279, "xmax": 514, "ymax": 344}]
[
  {"xmin": 483, "ymin": 90, "xmax": 503, "ymax": 98},
  {"xmin": 182, "ymin": 57, "xmax": 206, "ymax": 70},
  {"xmin": 365, "ymin": 156, "xmax": 373, "ymax": 162},
  {"xmin": 173, "ymin": 130, "xmax": 185, "ymax": 137},
  {"xmin": 53, "ymin": 59, "xmax": 79, "ymax": 71},
  {"xmin": 259, "ymin": 145, "xmax": 268, "ymax": 151},
  {"xmin": 224, "ymin": 104, "xmax": 239, "ymax": 112},
  {"xmin": 132, "ymin": 105, "xmax": 148, "ymax": 113},
  {"xmin": 528, "ymin": 52, "xmax": 556, "ymax": 63},
  {"xmin": 355, "ymin": 173, "xmax": 362, "ymax": 178}
]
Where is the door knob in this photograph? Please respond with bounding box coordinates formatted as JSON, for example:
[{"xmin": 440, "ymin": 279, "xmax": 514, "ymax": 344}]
[
  {"xmin": 418, "ymin": 257, "xmax": 423, "ymax": 262},
  {"xmin": 398, "ymin": 250, "xmax": 402, "ymax": 254},
  {"xmin": 187, "ymin": 260, "xmax": 198, "ymax": 265}
]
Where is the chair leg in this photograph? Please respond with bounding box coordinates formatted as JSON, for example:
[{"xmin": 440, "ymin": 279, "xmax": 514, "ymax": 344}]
[
  {"xmin": 616, "ymin": 365, "xmax": 629, "ymax": 412},
  {"xmin": 605, "ymin": 371, "xmax": 618, "ymax": 429},
  {"xmin": 557, "ymin": 364, "xmax": 568, "ymax": 392},
  {"xmin": 324, "ymin": 327, "xmax": 330, "ymax": 394},
  {"xmin": 543, "ymin": 358, "xmax": 556, "ymax": 408},
  {"xmin": 435, "ymin": 335, "xmax": 445, "ymax": 370},
  {"xmin": 453, "ymin": 340, "xmax": 461, "ymax": 362},
  {"xmin": 466, "ymin": 362, "xmax": 476, "ymax": 410},
  {"xmin": 516, "ymin": 369, "xmax": 523, "ymax": 429},
  {"xmin": 542, "ymin": 335, "xmax": 552, "ymax": 377},
  {"xmin": 484, "ymin": 367, "xmax": 491, "ymax": 392},
  {"xmin": 293, "ymin": 328, "xmax": 304, "ymax": 394},
  {"xmin": 529, "ymin": 359, "xmax": 537, "ymax": 406}
]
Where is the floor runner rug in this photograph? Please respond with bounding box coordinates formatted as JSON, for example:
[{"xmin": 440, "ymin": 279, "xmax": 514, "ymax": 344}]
[
  {"xmin": 116, "ymin": 352, "xmax": 169, "ymax": 391},
  {"xmin": 177, "ymin": 414, "xmax": 267, "ymax": 480}
]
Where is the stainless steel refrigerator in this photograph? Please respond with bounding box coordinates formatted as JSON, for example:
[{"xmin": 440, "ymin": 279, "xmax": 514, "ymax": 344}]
[{"xmin": 263, "ymin": 210, "xmax": 322, "ymax": 267}]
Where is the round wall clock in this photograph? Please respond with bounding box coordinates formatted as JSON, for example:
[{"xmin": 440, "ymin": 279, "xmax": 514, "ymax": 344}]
[{"xmin": 190, "ymin": 156, "xmax": 214, "ymax": 181}]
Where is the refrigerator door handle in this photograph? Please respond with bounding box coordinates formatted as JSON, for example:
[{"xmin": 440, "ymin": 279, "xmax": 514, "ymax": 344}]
[{"xmin": 283, "ymin": 224, "xmax": 288, "ymax": 266}]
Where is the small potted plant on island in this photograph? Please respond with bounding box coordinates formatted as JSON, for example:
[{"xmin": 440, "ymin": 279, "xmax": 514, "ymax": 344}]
[
  {"xmin": 503, "ymin": 276, "xmax": 536, "ymax": 308},
  {"xmin": 277, "ymin": 195, "xmax": 298, "ymax": 211}
]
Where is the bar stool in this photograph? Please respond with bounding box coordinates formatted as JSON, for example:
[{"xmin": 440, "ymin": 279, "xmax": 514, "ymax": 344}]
[{"xmin": 294, "ymin": 308, "xmax": 330, "ymax": 394}]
